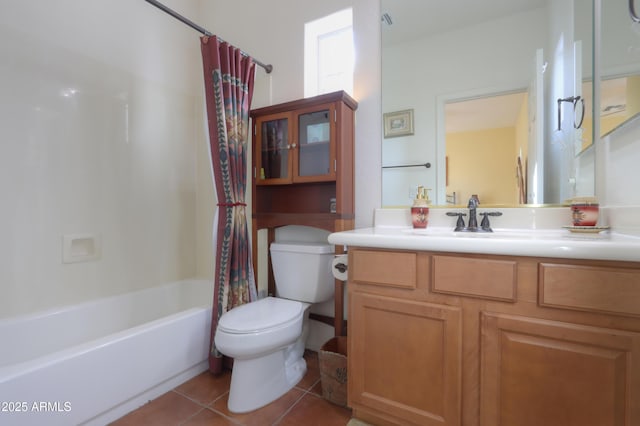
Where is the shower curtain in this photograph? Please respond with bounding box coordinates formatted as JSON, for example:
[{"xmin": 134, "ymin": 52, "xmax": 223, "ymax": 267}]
[{"xmin": 201, "ymin": 35, "xmax": 257, "ymax": 374}]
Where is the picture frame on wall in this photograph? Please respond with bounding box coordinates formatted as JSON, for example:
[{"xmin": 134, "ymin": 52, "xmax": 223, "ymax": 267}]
[{"xmin": 383, "ymin": 109, "xmax": 414, "ymax": 138}]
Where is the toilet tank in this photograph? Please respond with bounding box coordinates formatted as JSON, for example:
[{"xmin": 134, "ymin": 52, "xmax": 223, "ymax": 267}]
[{"xmin": 270, "ymin": 242, "xmax": 335, "ymax": 303}]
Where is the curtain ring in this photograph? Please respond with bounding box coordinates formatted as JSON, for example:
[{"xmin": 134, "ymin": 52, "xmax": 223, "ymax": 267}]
[{"xmin": 573, "ymin": 96, "xmax": 585, "ymax": 129}]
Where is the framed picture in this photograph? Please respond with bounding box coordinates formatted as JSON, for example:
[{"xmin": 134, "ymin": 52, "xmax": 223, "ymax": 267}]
[{"xmin": 383, "ymin": 109, "xmax": 414, "ymax": 138}]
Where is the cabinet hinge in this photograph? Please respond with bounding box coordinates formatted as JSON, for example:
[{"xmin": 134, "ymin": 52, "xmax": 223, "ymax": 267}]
[
  {"xmin": 253, "ymin": 167, "xmax": 256, "ymax": 178},
  {"xmin": 334, "ymin": 110, "xmax": 337, "ymax": 122},
  {"xmin": 334, "ymin": 159, "xmax": 337, "ymax": 172}
]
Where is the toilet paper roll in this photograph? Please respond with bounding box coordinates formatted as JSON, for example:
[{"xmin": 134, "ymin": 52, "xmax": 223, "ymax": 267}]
[{"xmin": 332, "ymin": 254, "xmax": 348, "ymax": 281}]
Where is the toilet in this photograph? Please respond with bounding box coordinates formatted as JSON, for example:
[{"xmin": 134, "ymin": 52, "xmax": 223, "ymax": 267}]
[{"xmin": 214, "ymin": 241, "xmax": 335, "ymax": 413}]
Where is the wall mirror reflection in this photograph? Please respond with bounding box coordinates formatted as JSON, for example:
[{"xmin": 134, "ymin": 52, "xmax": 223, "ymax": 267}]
[
  {"xmin": 444, "ymin": 91, "xmax": 529, "ymax": 206},
  {"xmin": 381, "ymin": 0, "xmax": 595, "ymax": 207},
  {"xmin": 579, "ymin": 76, "xmax": 640, "ymax": 154}
]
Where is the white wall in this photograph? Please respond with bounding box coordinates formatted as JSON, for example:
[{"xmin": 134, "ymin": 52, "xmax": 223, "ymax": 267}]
[
  {"xmin": 602, "ymin": 123, "xmax": 640, "ymax": 205},
  {"xmin": 0, "ymin": 0, "xmax": 204, "ymax": 318}
]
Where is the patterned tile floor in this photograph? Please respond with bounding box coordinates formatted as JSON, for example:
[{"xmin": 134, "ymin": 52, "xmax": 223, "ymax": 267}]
[{"xmin": 110, "ymin": 351, "xmax": 352, "ymax": 426}]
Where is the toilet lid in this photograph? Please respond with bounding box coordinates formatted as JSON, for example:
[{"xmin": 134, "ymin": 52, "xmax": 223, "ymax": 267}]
[{"xmin": 217, "ymin": 297, "xmax": 304, "ymax": 334}]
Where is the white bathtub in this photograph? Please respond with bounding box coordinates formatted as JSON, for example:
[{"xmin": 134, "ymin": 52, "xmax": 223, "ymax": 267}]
[{"xmin": 0, "ymin": 279, "xmax": 213, "ymax": 426}]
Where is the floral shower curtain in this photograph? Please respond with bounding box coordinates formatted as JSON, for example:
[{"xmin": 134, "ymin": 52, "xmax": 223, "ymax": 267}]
[{"xmin": 201, "ymin": 35, "xmax": 257, "ymax": 374}]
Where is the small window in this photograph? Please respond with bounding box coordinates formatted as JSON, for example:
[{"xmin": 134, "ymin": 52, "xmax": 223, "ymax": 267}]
[{"xmin": 304, "ymin": 8, "xmax": 354, "ymax": 97}]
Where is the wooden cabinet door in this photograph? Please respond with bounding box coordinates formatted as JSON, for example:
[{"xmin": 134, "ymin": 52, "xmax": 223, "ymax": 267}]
[
  {"xmin": 292, "ymin": 102, "xmax": 336, "ymax": 183},
  {"xmin": 349, "ymin": 292, "xmax": 462, "ymax": 425},
  {"xmin": 253, "ymin": 103, "xmax": 337, "ymax": 185},
  {"xmin": 481, "ymin": 312, "xmax": 640, "ymax": 426},
  {"xmin": 254, "ymin": 112, "xmax": 293, "ymax": 185}
]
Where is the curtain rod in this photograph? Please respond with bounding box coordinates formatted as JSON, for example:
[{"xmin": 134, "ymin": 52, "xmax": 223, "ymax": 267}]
[{"xmin": 143, "ymin": 0, "xmax": 273, "ymax": 74}]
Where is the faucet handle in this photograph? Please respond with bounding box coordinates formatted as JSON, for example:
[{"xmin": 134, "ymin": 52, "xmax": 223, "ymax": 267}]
[
  {"xmin": 446, "ymin": 211, "xmax": 467, "ymax": 231},
  {"xmin": 479, "ymin": 211, "xmax": 503, "ymax": 232}
]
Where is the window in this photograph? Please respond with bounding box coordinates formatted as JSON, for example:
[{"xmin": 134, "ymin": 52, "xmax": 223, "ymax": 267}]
[{"xmin": 304, "ymin": 8, "xmax": 354, "ymax": 97}]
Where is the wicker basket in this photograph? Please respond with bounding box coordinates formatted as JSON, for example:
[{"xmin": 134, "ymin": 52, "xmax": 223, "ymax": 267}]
[{"xmin": 319, "ymin": 336, "xmax": 348, "ymax": 407}]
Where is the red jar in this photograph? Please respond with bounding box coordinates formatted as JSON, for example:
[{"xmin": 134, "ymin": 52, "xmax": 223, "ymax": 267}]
[{"xmin": 570, "ymin": 197, "xmax": 599, "ymax": 226}]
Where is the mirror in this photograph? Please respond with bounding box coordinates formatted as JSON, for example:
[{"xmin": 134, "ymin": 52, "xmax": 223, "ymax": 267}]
[
  {"xmin": 600, "ymin": 0, "xmax": 640, "ymax": 137},
  {"xmin": 381, "ymin": 0, "xmax": 593, "ymax": 207}
]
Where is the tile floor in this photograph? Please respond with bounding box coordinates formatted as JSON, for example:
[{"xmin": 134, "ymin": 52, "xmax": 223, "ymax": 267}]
[{"xmin": 111, "ymin": 351, "xmax": 352, "ymax": 426}]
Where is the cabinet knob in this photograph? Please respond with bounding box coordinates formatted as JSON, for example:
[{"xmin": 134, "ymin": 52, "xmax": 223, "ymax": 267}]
[{"xmin": 291, "ymin": 143, "xmax": 297, "ymax": 149}]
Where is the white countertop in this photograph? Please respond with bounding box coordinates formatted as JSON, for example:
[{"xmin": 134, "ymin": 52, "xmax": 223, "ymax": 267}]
[
  {"xmin": 329, "ymin": 203, "xmax": 640, "ymax": 262},
  {"xmin": 328, "ymin": 225, "xmax": 640, "ymax": 263},
  {"xmin": 328, "ymin": 207, "xmax": 640, "ymax": 262}
]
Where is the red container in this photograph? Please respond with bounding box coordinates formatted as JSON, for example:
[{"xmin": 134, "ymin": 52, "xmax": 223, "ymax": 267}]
[
  {"xmin": 571, "ymin": 198, "xmax": 599, "ymax": 226},
  {"xmin": 411, "ymin": 206, "xmax": 429, "ymax": 228}
]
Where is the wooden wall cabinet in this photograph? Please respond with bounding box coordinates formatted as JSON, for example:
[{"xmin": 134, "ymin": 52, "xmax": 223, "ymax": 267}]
[
  {"xmin": 347, "ymin": 248, "xmax": 640, "ymax": 426},
  {"xmin": 250, "ymin": 91, "xmax": 357, "ymax": 334},
  {"xmin": 254, "ymin": 103, "xmax": 337, "ymax": 184}
]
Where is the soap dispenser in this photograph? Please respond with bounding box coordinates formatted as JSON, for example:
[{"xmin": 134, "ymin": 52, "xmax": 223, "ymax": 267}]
[{"xmin": 411, "ymin": 186, "xmax": 431, "ymax": 228}]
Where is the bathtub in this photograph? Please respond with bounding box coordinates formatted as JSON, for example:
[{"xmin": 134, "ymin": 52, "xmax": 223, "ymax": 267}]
[{"xmin": 0, "ymin": 279, "xmax": 213, "ymax": 426}]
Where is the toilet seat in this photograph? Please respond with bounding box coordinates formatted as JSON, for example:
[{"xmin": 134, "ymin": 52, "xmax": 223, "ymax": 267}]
[{"xmin": 217, "ymin": 297, "xmax": 304, "ymax": 334}]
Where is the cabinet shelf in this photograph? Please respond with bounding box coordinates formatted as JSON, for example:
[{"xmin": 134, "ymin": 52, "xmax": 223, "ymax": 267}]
[
  {"xmin": 255, "ymin": 181, "xmax": 337, "ymax": 215},
  {"xmin": 252, "ymin": 212, "xmax": 353, "ymax": 232}
]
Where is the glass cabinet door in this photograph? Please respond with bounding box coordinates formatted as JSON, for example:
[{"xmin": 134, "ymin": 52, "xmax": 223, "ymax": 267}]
[
  {"xmin": 296, "ymin": 108, "xmax": 334, "ymax": 179},
  {"xmin": 259, "ymin": 116, "xmax": 289, "ymax": 181}
]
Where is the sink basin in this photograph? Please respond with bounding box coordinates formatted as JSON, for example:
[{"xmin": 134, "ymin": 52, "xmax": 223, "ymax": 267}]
[{"xmin": 404, "ymin": 227, "xmax": 597, "ymax": 240}]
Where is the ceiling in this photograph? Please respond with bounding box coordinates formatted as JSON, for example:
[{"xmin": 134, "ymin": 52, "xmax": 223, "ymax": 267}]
[{"xmin": 445, "ymin": 91, "xmax": 527, "ymax": 133}]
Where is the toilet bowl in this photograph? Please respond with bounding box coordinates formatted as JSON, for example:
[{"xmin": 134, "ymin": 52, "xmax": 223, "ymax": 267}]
[
  {"xmin": 215, "ymin": 297, "xmax": 309, "ymax": 413},
  {"xmin": 214, "ymin": 241, "xmax": 335, "ymax": 413}
]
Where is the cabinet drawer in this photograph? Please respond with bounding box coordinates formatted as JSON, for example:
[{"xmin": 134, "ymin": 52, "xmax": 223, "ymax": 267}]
[
  {"xmin": 432, "ymin": 255, "xmax": 517, "ymax": 301},
  {"xmin": 539, "ymin": 263, "xmax": 640, "ymax": 317},
  {"xmin": 351, "ymin": 250, "xmax": 417, "ymax": 289}
]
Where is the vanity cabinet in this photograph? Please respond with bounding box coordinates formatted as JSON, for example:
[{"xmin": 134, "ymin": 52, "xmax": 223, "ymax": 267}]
[
  {"xmin": 250, "ymin": 91, "xmax": 357, "ymax": 334},
  {"xmin": 347, "ymin": 248, "xmax": 640, "ymax": 426}
]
